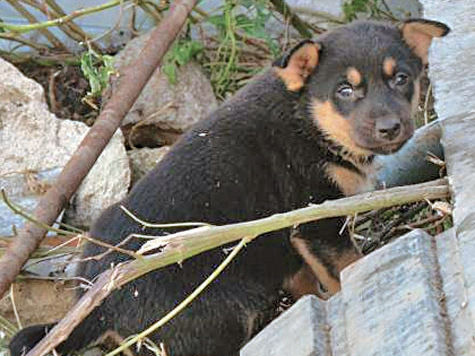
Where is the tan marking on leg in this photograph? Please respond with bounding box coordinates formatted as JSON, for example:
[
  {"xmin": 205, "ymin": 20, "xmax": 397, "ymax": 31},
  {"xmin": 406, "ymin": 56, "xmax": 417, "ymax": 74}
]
[
  {"xmin": 383, "ymin": 57, "xmax": 396, "ymax": 77},
  {"xmin": 283, "ymin": 264, "xmax": 320, "ymax": 299},
  {"xmin": 312, "ymin": 100, "xmax": 372, "ymax": 156},
  {"xmin": 332, "ymin": 248, "xmax": 362, "ymax": 272},
  {"xmin": 325, "ymin": 163, "xmax": 376, "ymax": 196},
  {"xmin": 347, "ymin": 67, "xmax": 362, "ymax": 86},
  {"xmin": 274, "ymin": 43, "xmax": 320, "ymax": 91},
  {"xmin": 97, "ymin": 330, "xmax": 135, "ymax": 356},
  {"xmin": 291, "ymin": 237, "xmax": 341, "ymax": 295},
  {"xmin": 244, "ymin": 311, "xmax": 259, "ymax": 342}
]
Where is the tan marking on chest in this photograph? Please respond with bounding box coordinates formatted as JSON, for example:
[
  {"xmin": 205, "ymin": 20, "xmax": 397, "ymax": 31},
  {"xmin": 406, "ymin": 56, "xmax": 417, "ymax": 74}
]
[{"xmin": 326, "ymin": 163, "xmax": 376, "ymax": 196}]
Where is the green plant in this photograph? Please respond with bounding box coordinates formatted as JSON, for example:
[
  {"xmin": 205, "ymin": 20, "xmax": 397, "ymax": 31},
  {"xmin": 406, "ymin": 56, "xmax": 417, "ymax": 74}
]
[
  {"xmin": 80, "ymin": 48, "xmax": 115, "ymax": 107},
  {"xmin": 0, "ymin": 313, "xmax": 18, "ymax": 355},
  {"xmin": 205, "ymin": 0, "xmax": 279, "ymax": 99},
  {"xmin": 162, "ymin": 39, "xmax": 204, "ymax": 84},
  {"xmin": 343, "ymin": 0, "xmax": 397, "ymax": 21},
  {"xmin": 237, "ymin": 0, "xmax": 279, "ymax": 56}
]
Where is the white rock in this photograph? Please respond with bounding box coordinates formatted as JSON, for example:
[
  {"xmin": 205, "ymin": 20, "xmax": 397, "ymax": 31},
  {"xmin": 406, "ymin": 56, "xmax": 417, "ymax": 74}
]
[
  {"xmin": 0, "ymin": 58, "xmax": 130, "ymax": 230},
  {"xmin": 110, "ymin": 30, "xmax": 217, "ymax": 136},
  {"xmin": 128, "ymin": 146, "xmax": 170, "ymax": 185}
]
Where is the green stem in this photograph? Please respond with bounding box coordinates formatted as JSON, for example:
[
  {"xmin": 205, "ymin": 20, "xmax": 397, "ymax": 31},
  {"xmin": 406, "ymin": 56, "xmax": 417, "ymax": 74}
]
[
  {"xmin": 0, "ymin": 190, "xmax": 75, "ymax": 236},
  {"xmin": 0, "ymin": 0, "xmax": 126, "ymax": 34}
]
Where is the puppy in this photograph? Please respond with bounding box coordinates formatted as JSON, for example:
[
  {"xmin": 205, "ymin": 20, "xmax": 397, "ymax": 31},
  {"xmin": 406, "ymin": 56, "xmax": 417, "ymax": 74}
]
[{"xmin": 10, "ymin": 18, "xmax": 449, "ymax": 356}]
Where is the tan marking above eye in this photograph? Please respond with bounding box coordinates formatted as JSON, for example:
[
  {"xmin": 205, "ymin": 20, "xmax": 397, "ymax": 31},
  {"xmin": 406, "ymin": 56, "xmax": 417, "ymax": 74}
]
[
  {"xmin": 383, "ymin": 57, "xmax": 396, "ymax": 77},
  {"xmin": 311, "ymin": 99, "xmax": 372, "ymax": 157},
  {"xmin": 346, "ymin": 67, "xmax": 362, "ymax": 86}
]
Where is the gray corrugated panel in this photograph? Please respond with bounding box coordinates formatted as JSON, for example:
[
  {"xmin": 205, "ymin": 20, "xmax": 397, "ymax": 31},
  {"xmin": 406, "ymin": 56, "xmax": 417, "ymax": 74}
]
[
  {"xmin": 420, "ymin": 0, "xmax": 475, "ymax": 120},
  {"xmin": 422, "ymin": 0, "xmax": 475, "ymax": 345},
  {"xmin": 242, "ymin": 227, "xmax": 475, "ymax": 355},
  {"xmin": 326, "ymin": 294, "xmax": 349, "ymax": 356},
  {"xmin": 436, "ymin": 229, "xmax": 475, "ymax": 356},
  {"xmin": 341, "ymin": 230, "xmax": 452, "ymax": 356},
  {"xmin": 240, "ymin": 295, "xmax": 331, "ymax": 356}
]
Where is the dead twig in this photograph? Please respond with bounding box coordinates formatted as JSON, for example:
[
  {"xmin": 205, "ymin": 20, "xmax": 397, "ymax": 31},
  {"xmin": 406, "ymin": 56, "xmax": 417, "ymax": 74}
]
[
  {"xmin": 24, "ymin": 179, "xmax": 448, "ymax": 356},
  {"xmin": 269, "ymin": 0, "xmax": 315, "ymax": 38},
  {"xmin": 0, "ymin": 0, "xmax": 199, "ymax": 299},
  {"xmin": 75, "ymin": 234, "xmax": 140, "ymax": 262},
  {"xmin": 4, "ymin": 0, "xmax": 66, "ymax": 50}
]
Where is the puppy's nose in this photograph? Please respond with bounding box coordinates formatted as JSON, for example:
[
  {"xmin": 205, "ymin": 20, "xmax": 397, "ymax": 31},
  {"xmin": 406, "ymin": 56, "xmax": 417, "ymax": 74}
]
[{"xmin": 376, "ymin": 117, "xmax": 401, "ymax": 141}]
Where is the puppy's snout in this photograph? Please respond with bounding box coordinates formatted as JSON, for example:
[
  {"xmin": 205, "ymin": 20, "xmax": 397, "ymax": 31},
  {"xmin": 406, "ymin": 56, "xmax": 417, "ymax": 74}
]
[{"xmin": 375, "ymin": 117, "xmax": 401, "ymax": 141}]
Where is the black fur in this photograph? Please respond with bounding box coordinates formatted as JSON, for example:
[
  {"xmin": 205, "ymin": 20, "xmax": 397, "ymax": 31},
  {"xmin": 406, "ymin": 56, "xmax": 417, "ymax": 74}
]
[{"xmin": 10, "ymin": 19, "xmax": 448, "ymax": 356}]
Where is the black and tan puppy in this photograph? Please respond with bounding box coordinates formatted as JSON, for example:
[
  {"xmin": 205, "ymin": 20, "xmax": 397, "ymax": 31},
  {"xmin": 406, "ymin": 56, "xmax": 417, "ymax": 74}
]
[{"xmin": 10, "ymin": 19, "xmax": 449, "ymax": 356}]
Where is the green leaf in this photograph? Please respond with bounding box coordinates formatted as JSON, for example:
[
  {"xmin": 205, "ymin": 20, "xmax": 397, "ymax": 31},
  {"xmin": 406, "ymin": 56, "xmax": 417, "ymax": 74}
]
[
  {"xmin": 80, "ymin": 49, "xmax": 115, "ymax": 100},
  {"xmin": 162, "ymin": 39, "xmax": 204, "ymax": 84}
]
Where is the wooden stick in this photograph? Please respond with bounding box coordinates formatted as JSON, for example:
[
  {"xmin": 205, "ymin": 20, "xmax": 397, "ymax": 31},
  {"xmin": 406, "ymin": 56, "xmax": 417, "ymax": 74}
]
[{"xmin": 25, "ymin": 178, "xmax": 449, "ymax": 356}]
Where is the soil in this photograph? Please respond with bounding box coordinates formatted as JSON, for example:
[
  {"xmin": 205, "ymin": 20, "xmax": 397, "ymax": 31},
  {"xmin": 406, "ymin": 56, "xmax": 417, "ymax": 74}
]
[
  {"xmin": 16, "ymin": 63, "xmax": 99, "ymax": 126},
  {"xmin": 0, "ymin": 280, "xmax": 76, "ymax": 327}
]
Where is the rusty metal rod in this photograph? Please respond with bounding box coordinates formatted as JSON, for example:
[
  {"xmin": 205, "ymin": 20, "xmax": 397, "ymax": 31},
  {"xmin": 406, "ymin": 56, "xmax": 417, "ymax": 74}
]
[{"xmin": 0, "ymin": 0, "xmax": 198, "ymax": 299}]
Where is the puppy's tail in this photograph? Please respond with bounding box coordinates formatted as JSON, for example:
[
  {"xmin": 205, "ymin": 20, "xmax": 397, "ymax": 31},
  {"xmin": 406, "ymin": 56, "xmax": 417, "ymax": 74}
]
[
  {"xmin": 9, "ymin": 316, "xmax": 105, "ymax": 356},
  {"xmin": 9, "ymin": 323, "xmax": 56, "ymax": 356}
]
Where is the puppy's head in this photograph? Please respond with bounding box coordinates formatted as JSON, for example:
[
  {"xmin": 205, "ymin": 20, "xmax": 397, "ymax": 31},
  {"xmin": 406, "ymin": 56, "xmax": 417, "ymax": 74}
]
[{"xmin": 274, "ymin": 19, "xmax": 450, "ymax": 156}]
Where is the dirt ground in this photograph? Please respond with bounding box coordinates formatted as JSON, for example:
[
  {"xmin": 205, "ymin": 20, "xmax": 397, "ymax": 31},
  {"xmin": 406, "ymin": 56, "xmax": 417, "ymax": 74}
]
[{"xmin": 0, "ymin": 279, "xmax": 76, "ymax": 327}]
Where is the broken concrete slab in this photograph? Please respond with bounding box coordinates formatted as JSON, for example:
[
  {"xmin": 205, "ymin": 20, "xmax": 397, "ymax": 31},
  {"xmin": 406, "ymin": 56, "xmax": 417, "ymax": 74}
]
[
  {"xmin": 0, "ymin": 58, "xmax": 130, "ymax": 229},
  {"xmin": 109, "ymin": 30, "xmax": 217, "ymax": 148},
  {"xmin": 127, "ymin": 146, "xmax": 170, "ymax": 186}
]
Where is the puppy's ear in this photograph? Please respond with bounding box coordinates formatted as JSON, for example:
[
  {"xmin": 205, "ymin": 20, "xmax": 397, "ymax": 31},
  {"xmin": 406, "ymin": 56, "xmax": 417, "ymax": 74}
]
[
  {"xmin": 273, "ymin": 40, "xmax": 320, "ymax": 92},
  {"xmin": 400, "ymin": 19, "xmax": 450, "ymax": 65}
]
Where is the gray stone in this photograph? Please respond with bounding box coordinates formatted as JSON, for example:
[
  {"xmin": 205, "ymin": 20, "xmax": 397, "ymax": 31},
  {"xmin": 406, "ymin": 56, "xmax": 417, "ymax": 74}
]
[
  {"xmin": 383, "ymin": 0, "xmax": 422, "ymax": 18},
  {"xmin": 0, "ymin": 58, "xmax": 130, "ymax": 229},
  {"xmin": 110, "ymin": 30, "xmax": 217, "ymax": 145},
  {"xmin": 421, "ymin": 0, "xmax": 475, "ymax": 120},
  {"xmin": 0, "ymin": 168, "xmax": 62, "ymax": 236},
  {"xmin": 128, "ymin": 146, "xmax": 170, "ymax": 185}
]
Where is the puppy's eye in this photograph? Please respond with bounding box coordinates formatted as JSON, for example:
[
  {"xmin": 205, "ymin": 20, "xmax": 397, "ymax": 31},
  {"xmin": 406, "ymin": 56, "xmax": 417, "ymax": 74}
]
[
  {"xmin": 394, "ymin": 72, "xmax": 409, "ymax": 86},
  {"xmin": 336, "ymin": 83, "xmax": 354, "ymax": 99}
]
